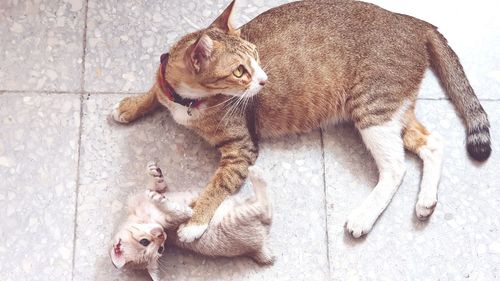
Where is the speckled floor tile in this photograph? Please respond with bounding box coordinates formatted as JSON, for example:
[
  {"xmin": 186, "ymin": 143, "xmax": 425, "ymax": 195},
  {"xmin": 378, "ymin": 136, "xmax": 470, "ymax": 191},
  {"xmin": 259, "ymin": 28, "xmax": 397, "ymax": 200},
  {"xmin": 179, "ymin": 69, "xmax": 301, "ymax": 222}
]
[
  {"xmin": 0, "ymin": 93, "xmax": 80, "ymax": 281},
  {"xmin": 73, "ymin": 94, "xmax": 328, "ymax": 281},
  {"xmin": 0, "ymin": 1, "xmax": 85, "ymax": 91},
  {"xmin": 324, "ymin": 100, "xmax": 500, "ymax": 281},
  {"xmin": 83, "ymin": 0, "xmax": 291, "ymax": 93}
]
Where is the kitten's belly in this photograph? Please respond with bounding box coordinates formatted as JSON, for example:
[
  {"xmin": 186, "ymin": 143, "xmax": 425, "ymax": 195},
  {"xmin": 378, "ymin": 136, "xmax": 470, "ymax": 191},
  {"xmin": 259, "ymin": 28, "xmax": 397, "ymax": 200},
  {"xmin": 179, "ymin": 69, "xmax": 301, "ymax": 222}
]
[{"xmin": 210, "ymin": 196, "xmax": 237, "ymax": 225}]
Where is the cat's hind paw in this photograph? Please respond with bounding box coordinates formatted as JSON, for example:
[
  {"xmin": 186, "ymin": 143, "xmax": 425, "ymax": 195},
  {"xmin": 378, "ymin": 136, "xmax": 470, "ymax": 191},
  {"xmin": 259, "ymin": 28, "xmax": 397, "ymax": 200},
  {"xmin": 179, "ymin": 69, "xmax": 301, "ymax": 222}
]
[
  {"xmin": 415, "ymin": 197, "xmax": 437, "ymax": 220},
  {"xmin": 248, "ymin": 165, "xmax": 267, "ymax": 187},
  {"xmin": 147, "ymin": 190, "xmax": 165, "ymax": 203},
  {"xmin": 344, "ymin": 207, "xmax": 377, "ymax": 238},
  {"xmin": 146, "ymin": 161, "xmax": 167, "ymax": 192},
  {"xmin": 177, "ymin": 223, "xmax": 208, "ymax": 243}
]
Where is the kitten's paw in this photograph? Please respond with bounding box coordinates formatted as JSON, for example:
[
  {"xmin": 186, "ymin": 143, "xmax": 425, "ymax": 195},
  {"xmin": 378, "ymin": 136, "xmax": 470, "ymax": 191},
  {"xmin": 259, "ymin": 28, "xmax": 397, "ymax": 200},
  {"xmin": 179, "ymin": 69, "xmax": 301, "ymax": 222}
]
[
  {"xmin": 147, "ymin": 190, "xmax": 165, "ymax": 203},
  {"xmin": 177, "ymin": 223, "xmax": 208, "ymax": 243},
  {"xmin": 112, "ymin": 100, "xmax": 132, "ymax": 124},
  {"xmin": 252, "ymin": 247, "xmax": 276, "ymax": 265},
  {"xmin": 415, "ymin": 197, "xmax": 437, "ymax": 221},
  {"xmin": 146, "ymin": 161, "xmax": 167, "ymax": 192},
  {"xmin": 249, "ymin": 166, "xmax": 266, "ymax": 185},
  {"xmin": 345, "ymin": 207, "xmax": 376, "ymax": 238}
]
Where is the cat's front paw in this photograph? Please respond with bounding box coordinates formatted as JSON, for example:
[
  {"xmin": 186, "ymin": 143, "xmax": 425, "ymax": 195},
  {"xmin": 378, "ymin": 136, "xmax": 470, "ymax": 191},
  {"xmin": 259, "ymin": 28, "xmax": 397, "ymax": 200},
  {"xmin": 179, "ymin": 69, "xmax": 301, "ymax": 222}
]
[
  {"xmin": 177, "ymin": 223, "xmax": 208, "ymax": 243},
  {"xmin": 345, "ymin": 207, "xmax": 377, "ymax": 238},
  {"xmin": 112, "ymin": 99, "xmax": 133, "ymax": 123}
]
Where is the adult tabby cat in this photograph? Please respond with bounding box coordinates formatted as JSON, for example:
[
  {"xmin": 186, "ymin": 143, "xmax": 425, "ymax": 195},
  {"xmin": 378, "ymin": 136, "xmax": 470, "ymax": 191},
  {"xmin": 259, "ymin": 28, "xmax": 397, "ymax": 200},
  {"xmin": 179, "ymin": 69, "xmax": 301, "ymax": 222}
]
[{"xmin": 113, "ymin": 0, "xmax": 491, "ymax": 239}]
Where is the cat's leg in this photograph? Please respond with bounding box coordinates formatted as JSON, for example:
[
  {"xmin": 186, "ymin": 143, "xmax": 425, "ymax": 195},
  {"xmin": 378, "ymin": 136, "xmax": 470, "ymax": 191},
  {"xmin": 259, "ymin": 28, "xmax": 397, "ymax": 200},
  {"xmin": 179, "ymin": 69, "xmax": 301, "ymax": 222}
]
[
  {"xmin": 250, "ymin": 244, "xmax": 276, "ymax": 265},
  {"xmin": 177, "ymin": 134, "xmax": 258, "ymax": 242},
  {"xmin": 248, "ymin": 165, "xmax": 272, "ymax": 224},
  {"xmin": 112, "ymin": 87, "xmax": 160, "ymax": 123},
  {"xmin": 147, "ymin": 190, "xmax": 193, "ymax": 227},
  {"xmin": 402, "ymin": 110, "xmax": 444, "ymax": 220},
  {"xmin": 345, "ymin": 105, "xmax": 407, "ymax": 238}
]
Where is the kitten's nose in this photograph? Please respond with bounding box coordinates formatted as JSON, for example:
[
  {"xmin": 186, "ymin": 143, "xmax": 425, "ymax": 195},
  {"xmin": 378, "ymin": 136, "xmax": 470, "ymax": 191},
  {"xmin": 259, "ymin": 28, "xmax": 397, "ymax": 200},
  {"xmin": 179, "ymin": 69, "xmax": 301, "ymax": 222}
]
[
  {"xmin": 151, "ymin": 227, "xmax": 164, "ymax": 239},
  {"xmin": 259, "ymin": 78, "xmax": 267, "ymax": 86}
]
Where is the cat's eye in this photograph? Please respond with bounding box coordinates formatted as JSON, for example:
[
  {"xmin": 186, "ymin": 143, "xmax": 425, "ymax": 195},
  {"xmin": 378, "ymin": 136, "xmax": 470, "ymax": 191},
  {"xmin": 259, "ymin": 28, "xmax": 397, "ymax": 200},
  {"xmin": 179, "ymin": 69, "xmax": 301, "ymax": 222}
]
[
  {"xmin": 139, "ymin": 238, "xmax": 150, "ymax": 247},
  {"xmin": 233, "ymin": 65, "xmax": 245, "ymax": 78}
]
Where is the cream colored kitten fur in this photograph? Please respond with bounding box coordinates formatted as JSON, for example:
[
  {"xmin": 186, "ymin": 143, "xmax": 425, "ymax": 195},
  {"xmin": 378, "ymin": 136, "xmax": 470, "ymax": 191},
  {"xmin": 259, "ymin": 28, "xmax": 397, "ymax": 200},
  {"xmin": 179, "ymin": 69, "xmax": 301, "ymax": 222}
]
[{"xmin": 110, "ymin": 162, "xmax": 274, "ymax": 281}]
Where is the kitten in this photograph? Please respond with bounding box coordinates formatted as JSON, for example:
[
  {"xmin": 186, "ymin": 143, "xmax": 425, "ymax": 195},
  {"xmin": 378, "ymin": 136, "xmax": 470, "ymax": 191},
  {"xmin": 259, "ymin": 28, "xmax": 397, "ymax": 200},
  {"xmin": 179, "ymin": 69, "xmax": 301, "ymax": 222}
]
[
  {"xmin": 110, "ymin": 162, "xmax": 274, "ymax": 281},
  {"xmin": 112, "ymin": 0, "xmax": 491, "ymax": 240}
]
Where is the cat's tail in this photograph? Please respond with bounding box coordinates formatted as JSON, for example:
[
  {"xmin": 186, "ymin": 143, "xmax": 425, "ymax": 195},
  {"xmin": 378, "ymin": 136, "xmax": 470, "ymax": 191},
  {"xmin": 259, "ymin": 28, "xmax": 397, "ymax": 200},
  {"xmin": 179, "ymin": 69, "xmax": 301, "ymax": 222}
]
[
  {"xmin": 248, "ymin": 166, "xmax": 272, "ymax": 225},
  {"xmin": 426, "ymin": 28, "xmax": 491, "ymax": 161}
]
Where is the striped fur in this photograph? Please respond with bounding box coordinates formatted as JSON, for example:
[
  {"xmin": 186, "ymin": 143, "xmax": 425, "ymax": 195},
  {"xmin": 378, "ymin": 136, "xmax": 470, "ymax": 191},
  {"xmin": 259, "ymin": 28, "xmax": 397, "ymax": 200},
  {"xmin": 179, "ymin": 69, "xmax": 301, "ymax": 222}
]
[{"xmin": 112, "ymin": 0, "xmax": 491, "ymax": 238}]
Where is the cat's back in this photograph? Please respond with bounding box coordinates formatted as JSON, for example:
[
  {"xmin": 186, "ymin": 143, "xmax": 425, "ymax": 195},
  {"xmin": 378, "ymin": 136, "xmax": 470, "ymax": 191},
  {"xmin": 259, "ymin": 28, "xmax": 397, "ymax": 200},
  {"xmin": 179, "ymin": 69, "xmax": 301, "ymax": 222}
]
[{"xmin": 241, "ymin": 0, "xmax": 434, "ymax": 137}]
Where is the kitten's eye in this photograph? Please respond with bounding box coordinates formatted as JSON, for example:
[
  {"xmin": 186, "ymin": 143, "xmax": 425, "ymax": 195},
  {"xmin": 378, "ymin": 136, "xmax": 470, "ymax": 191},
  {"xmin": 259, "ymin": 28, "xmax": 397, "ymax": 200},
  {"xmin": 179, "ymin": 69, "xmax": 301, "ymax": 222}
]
[
  {"xmin": 139, "ymin": 238, "xmax": 150, "ymax": 246},
  {"xmin": 233, "ymin": 65, "xmax": 245, "ymax": 78}
]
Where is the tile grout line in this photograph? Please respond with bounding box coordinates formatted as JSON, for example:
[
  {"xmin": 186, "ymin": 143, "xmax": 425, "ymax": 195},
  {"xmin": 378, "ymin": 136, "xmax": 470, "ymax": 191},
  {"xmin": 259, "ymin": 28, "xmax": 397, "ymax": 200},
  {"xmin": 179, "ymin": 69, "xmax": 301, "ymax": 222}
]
[
  {"xmin": 319, "ymin": 129, "xmax": 332, "ymax": 280},
  {"xmin": 71, "ymin": 0, "xmax": 89, "ymax": 280}
]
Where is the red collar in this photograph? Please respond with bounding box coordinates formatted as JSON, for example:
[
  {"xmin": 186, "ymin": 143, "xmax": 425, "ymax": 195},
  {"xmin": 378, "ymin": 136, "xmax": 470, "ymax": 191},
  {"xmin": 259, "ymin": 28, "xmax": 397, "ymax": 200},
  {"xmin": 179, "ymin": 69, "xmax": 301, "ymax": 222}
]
[{"xmin": 157, "ymin": 53, "xmax": 202, "ymax": 114}]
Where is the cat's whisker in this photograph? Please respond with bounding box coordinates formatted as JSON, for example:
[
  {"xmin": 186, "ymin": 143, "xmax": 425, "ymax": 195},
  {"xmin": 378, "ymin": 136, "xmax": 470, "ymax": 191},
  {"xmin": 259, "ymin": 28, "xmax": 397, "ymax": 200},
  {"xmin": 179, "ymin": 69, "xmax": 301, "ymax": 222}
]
[
  {"xmin": 217, "ymin": 95, "xmax": 242, "ymax": 129},
  {"xmin": 261, "ymin": 55, "xmax": 281, "ymax": 72},
  {"xmin": 203, "ymin": 95, "xmax": 238, "ymax": 111}
]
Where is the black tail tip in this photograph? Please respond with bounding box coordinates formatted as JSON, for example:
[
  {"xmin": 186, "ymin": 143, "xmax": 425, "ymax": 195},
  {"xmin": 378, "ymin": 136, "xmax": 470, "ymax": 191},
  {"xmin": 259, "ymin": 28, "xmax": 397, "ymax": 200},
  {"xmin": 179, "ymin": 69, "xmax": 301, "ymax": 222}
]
[{"xmin": 467, "ymin": 142, "xmax": 491, "ymax": 162}]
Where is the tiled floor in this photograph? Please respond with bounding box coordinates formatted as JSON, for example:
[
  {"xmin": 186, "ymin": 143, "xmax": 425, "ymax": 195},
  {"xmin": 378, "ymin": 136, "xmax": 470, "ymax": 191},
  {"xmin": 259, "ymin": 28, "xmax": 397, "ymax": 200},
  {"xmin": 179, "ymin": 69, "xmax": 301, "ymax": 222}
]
[{"xmin": 1, "ymin": 1, "xmax": 499, "ymax": 281}]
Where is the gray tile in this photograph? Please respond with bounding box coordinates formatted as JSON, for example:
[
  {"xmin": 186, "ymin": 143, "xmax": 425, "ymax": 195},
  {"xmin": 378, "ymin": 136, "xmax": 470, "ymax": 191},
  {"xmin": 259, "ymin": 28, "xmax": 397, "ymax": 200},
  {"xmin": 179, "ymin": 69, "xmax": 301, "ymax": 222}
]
[
  {"xmin": 83, "ymin": 0, "xmax": 291, "ymax": 93},
  {"xmin": 0, "ymin": 1, "xmax": 85, "ymax": 91},
  {"xmin": 0, "ymin": 93, "xmax": 81, "ymax": 281},
  {"xmin": 73, "ymin": 94, "xmax": 328, "ymax": 281},
  {"xmin": 324, "ymin": 100, "xmax": 500, "ymax": 280}
]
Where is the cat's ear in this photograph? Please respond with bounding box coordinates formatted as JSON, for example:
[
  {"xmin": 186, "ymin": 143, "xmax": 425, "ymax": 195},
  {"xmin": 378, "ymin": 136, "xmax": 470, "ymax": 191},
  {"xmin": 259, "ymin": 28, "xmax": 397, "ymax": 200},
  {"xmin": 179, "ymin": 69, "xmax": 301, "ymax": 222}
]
[
  {"xmin": 209, "ymin": 0, "xmax": 240, "ymax": 36},
  {"xmin": 110, "ymin": 239, "xmax": 127, "ymax": 269},
  {"xmin": 189, "ymin": 34, "xmax": 213, "ymax": 73}
]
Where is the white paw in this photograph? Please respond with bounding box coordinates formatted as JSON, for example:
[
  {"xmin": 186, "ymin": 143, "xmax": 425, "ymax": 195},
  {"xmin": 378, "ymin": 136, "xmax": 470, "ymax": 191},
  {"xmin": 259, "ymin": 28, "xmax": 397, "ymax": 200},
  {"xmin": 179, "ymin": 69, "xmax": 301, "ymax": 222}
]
[
  {"xmin": 147, "ymin": 190, "xmax": 165, "ymax": 203},
  {"xmin": 345, "ymin": 207, "xmax": 377, "ymax": 238},
  {"xmin": 248, "ymin": 165, "xmax": 266, "ymax": 183},
  {"xmin": 112, "ymin": 102, "xmax": 129, "ymax": 123},
  {"xmin": 415, "ymin": 197, "xmax": 437, "ymax": 220},
  {"xmin": 177, "ymin": 224, "xmax": 208, "ymax": 243}
]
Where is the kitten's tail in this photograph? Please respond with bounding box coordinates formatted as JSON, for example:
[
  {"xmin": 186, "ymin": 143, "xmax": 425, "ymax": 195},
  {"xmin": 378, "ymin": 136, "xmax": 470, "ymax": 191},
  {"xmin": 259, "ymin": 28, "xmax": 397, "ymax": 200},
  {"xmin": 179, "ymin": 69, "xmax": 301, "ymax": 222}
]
[
  {"xmin": 426, "ymin": 28, "xmax": 491, "ymax": 161},
  {"xmin": 248, "ymin": 166, "xmax": 272, "ymax": 225}
]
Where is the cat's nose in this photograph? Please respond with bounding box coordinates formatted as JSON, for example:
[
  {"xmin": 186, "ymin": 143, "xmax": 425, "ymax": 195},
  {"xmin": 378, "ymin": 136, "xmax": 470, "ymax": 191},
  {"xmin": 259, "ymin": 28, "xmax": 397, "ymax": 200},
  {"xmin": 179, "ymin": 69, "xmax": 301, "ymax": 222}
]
[
  {"xmin": 151, "ymin": 227, "xmax": 164, "ymax": 239},
  {"xmin": 259, "ymin": 78, "xmax": 267, "ymax": 86}
]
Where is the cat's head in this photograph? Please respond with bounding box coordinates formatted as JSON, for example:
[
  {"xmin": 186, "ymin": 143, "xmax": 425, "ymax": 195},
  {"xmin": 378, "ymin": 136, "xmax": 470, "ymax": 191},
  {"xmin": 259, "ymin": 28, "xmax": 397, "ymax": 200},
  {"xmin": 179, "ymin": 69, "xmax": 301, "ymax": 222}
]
[
  {"xmin": 166, "ymin": 0, "xmax": 268, "ymax": 100},
  {"xmin": 110, "ymin": 221, "xmax": 166, "ymax": 270}
]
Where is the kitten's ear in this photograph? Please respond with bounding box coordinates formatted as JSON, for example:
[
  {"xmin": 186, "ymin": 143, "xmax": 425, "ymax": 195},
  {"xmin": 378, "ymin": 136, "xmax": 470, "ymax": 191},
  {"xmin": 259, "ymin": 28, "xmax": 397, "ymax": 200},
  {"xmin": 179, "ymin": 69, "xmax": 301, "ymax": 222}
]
[
  {"xmin": 189, "ymin": 34, "xmax": 213, "ymax": 73},
  {"xmin": 209, "ymin": 0, "xmax": 240, "ymax": 36},
  {"xmin": 110, "ymin": 240, "xmax": 127, "ymax": 269}
]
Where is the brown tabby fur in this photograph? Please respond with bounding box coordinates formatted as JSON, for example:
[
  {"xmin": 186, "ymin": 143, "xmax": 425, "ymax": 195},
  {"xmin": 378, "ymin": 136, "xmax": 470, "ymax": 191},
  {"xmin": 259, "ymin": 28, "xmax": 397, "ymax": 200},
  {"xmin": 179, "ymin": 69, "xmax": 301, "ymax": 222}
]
[{"xmin": 113, "ymin": 0, "xmax": 490, "ymax": 237}]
